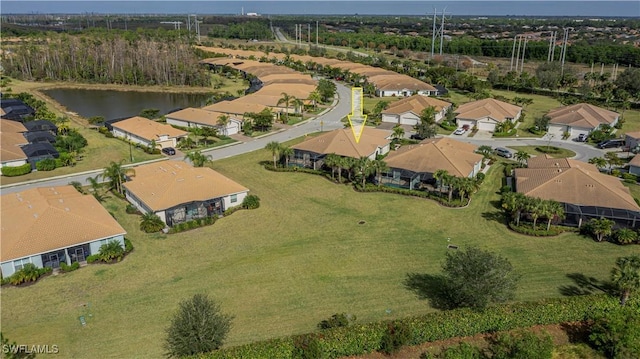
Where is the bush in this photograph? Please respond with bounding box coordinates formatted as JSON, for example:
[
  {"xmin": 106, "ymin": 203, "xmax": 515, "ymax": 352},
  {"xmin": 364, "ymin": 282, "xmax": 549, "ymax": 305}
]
[
  {"xmin": 125, "ymin": 204, "xmax": 141, "ymax": 214},
  {"xmin": 317, "ymin": 313, "xmax": 355, "ymax": 330},
  {"xmin": 535, "ymin": 146, "xmax": 562, "ymax": 154},
  {"xmin": 86, "ymin": 254, "xmax": 100, "ymax": 264},
  {"xmin": 493, "ymin": 129, "xmax": 517, "ymax": 138},
  {"xmin": 35, "ymin": 158, "xmax": 57, "ymax": 171},
  {"xmin": 488, "ymin": 330, "xmax": 554, "ymax": 359},
  {"xmin": 622, "ymin": 173, "xmax": 638, "ymax": 183},
  {"xmin": 380, "ymin": 321, "xmax": 413, "ymax": 354},
  {"xmin": 165, "ymin": 294, "xmax": 234, "ymax": 357},
  {"xmin": 8, "ymin": 264, "xmax": 51, "ymax": 286},
  {"xmin": 124, "ymin": 238, "xmax": 134, "ymax": 253},
  {"xmin": 589, "ymin": 303, "xmax": 640, "ymax": 359},
  {"xmin": 475, "ymin": 172, "xmax": 485, "ymax": 184},
  {"xmin": 611, "ymin": 169, "xmax": 621, "ymax": 178},
  {"xmin": 613, "ymin": 228, "xmax": 638, "ymax": 245},
  {"xmin": 0, "ymin": 163, "xmax": 31, "ymax": 176},
  {"xmin": 98, "ymin": 240, "xmax": 125, "ymax": 262},
  {"xmin": 60, "ymin": 261, "xmax": 80, "ymax": 273},
  {"xmin": 508, "ymin": 222, "xmax": 575, "ymax": 237},
  {"xmin": 242, "ymin": 194, "xmax": 261, "ymax": 209},
  {"xmin": 500, "ymin": 185, "xmax": 513, "ymax": 194},
  {"xmin": 292, "ymin": 334, "xmax": 325, "ymax": 359}
]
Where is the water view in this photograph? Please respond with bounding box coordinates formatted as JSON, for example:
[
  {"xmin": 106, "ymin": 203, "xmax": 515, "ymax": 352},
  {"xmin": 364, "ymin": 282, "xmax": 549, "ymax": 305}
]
[{"xmin": 42, "ymin": 88, "xmax": 212, "ymax": 120}]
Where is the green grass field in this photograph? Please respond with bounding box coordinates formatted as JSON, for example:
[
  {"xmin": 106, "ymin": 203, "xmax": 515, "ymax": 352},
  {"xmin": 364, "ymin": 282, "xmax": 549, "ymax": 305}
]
[
  {"xmin": 507, "ymin": 145, "xmax": 577, "ymax": 159},
  {"xmin": 2, "ymin": 142, "xmax": 639, "ymax": 358}
]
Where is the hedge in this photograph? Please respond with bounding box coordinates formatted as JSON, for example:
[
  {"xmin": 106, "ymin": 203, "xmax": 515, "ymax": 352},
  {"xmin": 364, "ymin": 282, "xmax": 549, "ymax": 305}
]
[
  {"xmin": 194, "ymin": 295, "xmax": 618, "ymax": 359},
  {"xmin": 357, "ymin": 184, "xmax": 468, "ymax": 208},
  {"xmin": 508, "ymin": 222, "xmax": 578, "ymax": 237},
  {"xmin": 1, "ymin": 163, "xmax": 31, "ymax": 177}
]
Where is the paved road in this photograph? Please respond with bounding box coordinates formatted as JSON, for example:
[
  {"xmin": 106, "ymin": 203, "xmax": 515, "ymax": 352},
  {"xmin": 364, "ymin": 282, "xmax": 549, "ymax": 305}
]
[
  {"xmin": 0, "ymin": 83, "xmax": 352, "ymax": 195},
  {"xmin": 273, "ymin": 27, "xmax": 368, "ymax": 57}
]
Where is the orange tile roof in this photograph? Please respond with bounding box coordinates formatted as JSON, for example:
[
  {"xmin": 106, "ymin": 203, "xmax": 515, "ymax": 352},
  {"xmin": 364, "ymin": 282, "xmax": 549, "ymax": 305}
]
[
  {"xmin": 123, "ymin": 161, "xmax": 249, "ymax": 212},
  {"xmin": 368, "ymin": 74, "xmax": 437, "ymax": 91},
  {"xmin": 0, "ymin": 132, "xmax": 28, "ymax": 162},
  {"xmin": 547, "ymin": 103, "xmax": 619, "ymax": 129},
  {"xmin": 292, "ymin": 128, "xmax": 392, "ymax": 158},
  {"xmin": 515, "ymin": 156, "xmax": 639, "ymax": 211},
  {"xmin": 166, "ymin": 107, "xmax": 227, "ymax": 127},
  {"xmin": 384, "ymin": 137, "xmax": 482, "ymax": 177},
  {"xmin": 112, "ymin": 116, "xmax": 188, "ymax": 142},
  {"xmin": 202, "ymin": 101, "xmax": 266, "ymax": 116},
  {"xmin": 1, "ymin": 186, "xmax": 126, "ymax": 262},
  {"xmin": 1, "ymin": 119, "xmax": 27, "ymax": 133},
  {"xmin": 382, "ymin": 95, "xmax": 452, "ymax": 115},
  {"xmin": 455, "ymin": 98, "xmax": 522, "ymax": 122}
]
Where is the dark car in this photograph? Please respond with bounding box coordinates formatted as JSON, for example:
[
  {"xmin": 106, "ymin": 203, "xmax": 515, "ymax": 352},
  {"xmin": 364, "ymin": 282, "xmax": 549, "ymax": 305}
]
[
  {"xmin": 494, "ymin": 147, "xmax": 513, "ymax": 158},
  {"xmin": 162, "ymin": 147, "xmax": 176, "ymax": 156},
  {"xmin": 597, "ymin": 139, "xmax": 625, "ymax": 149},
  {"xmin": 410, "ymin": 134, "xmax": 425, "ymax": 140}
]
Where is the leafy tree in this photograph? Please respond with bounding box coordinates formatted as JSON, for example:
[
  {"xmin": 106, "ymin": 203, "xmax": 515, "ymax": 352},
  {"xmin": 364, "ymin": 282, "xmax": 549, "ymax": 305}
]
[
  {"xmin": 514, "ymin": 150, "xmax": 531, "ymax": 166},
  {"xmin": 589, "ymin": 302, "xmax": 640, "ymax": 358},
  {"xmin": 88, "ymin": 116, "xmax": 105, "ymax": 125},
  {"xmin": 392, "ymin": 125, "xmax": 405, "ymax": 141},
  {"xmin": 102, "ymin": 160, "xmax": 135, "ymax": 195},
  {"xmin": 489, "ymin": 330, "xmax": 554, "ymax": 359},
  {"xmin": 587, "ymin": 218, "xmax": 615, "ymax": 242},
  {"xmin": 439, "ymin": 247, "xmax": 520, "ymax": 310},
  {"xmin": 98, "ymin": 240, "xmax": 125, "ymax": 262},
  {"xmin": 186, "ymin": 150, "xmax": 212, "ymax": 168},
  {"xmin": 165, "ymin": 294, "xmax": 233, "ymax": 357},
  {"xmin": 588, "ymin": 157, "xmax": 607, "ymax": 171},
  {"xmin": 265, "ymin": 141, "xmax": 282, "ymax": 167},
  {"xmin": 611, "ymin": 255, "xmax": 640, "ymax": 306},
  {"xmin": 476, "ymin": 145, "xmax": 494, "ymax": 159},
  {"xmin": 317, "ymin": 79, "xmax": 336, "ymax": 102},
  {"xmin": 247, "ymin": 108, "xmax": 274, "ymax": 132},
  {"xmin": 140, "ymin": 213, "xmax": 165, "ymax": 233},
  {"xmin": 533, "ymin": 115, "xmax": 551, "ymax": 132},
  {"xmin": 604, "ymin": 152, "xmax": 623, "ymax": 173}
]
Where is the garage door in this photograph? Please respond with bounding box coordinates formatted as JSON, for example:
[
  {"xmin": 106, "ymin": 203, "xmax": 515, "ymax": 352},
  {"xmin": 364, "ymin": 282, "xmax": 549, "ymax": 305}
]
[
  {"xmin": 547, "ymin": 125, "xmax": 566, "ymax": 138},
  {"xmin": 226, "ymin": 122, "xmax": 240, "ymax": 135},
  {"xmin": 381, "ymin": 114, "xmax": 399, "ymax": 124},
  {"xmin": 477, "ymin": 121, "xmax": 496, "ymax": 132},
  {"xmin": 457, "ymin": 119, "xmax": 475, "ymax": 129},
  {"xmin": 399, "ymin": 115, "xmax": 419, "ymax": 126}
]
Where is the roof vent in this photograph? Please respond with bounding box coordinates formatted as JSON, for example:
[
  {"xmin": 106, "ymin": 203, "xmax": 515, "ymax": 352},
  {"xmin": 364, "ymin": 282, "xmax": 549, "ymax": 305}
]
[
  {"xmin": 59, "ymin": 199, "xmax": 64, "ymax": 203},
  {"xmin": 557, "ymin": 169, "xmax": 562, "ymax": 173},
  {"xmin": 65, "ymin": 207, "xmax": 70, "ymax": 211},
  {"xmin": 33, "ymin": 213, "xmax": 38, "ymax": 218},
  {"xmin": 177, "ymin": 178, "xmax": 185, "ymax": 182}
]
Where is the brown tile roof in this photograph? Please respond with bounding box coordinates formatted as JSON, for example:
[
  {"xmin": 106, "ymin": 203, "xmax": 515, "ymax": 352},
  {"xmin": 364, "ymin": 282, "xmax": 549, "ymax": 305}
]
[
  {"xmin": 455, "ymin": 98, "xmax": 522, "ymax": 122},
  {"xmin": 112, "ymin": 116, "xmax": 188, "ymax": 142},
  {"xmin": 255, "ymin": 83, "xmax": 316, "ymax": 100},
  {"xmin": 259, "ymin": 73, "xmax": 316, "ymax": 86},
  {"xmin": 367, "ymin": 74, "xmax": 437, "ymax": 91},
  {"xmin": 202, "ymin": 101, "xmax": 266, "ymax": 116},
  {"xmin": 166, "ymin": 107, "xmax": 227, "ymax": 127},
  {"xmin": 384, "ymin": 137, "xmax": 482, "ymax": 177},
  {"xmin": 0, "ymin": 186, "xmax": 126, "ymax": 262},
  {"xmin": 515, "ymin": 156, "xmax": 639, "ymax": 211},
  {"xmin": 1, "ymin": 119, "xmax": 27, "ymax": 133},
  {"xmin": 0, "ymin": 131, "xmax": 28, "ymax": 162},
  {"xmin": 382, "ymin": 95, "xmax": 452, "ymax": 115},
  {"xmin": 292, "ymin": 128, "xmax": 392, "ymax": 158},
  {"xmin": 547, "ymin": 103, "xmax": 619, "ymax": 129},
  {"xmin": 123, "ymin": 161, "xmax": 249, "ymax": 212}
]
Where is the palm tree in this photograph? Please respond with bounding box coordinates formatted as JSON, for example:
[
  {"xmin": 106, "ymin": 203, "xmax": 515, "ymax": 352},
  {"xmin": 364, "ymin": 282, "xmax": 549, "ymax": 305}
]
[
  {"xmin": 545, "ymin": 200, "xmax": 565, "ymax": 231},
  {"xmin": 476, "ymin": 145, "xmax": 494, "ymax": 160},
  {"xmin": 281, "ymin": 146, "xmax": 294, "ymax": 167},
  {"xmin": 292, "ymin": 98, "xmax": 305, "ymax": 115},
  {"xmin": 265, "ymin": 141, "xmax": 282, "ymax": 167},
  {"xmin": 216, "ymin": 114, "xmax": 230, "ymax": 136},
  {"xmin": 140, "ymin": 212, "xmax": 166, "ymax": 233},
  {"xmin": 87, "ymin": 175, "xmax": 107, "ymax": 202},
  {"xmin": 589, "ymin": 218, "xmax": 615, "ymax": 242},
  {"xmin": 102, "ymin": 160, "xmax": 135, "ymax": 195},
  {"xmin": 178, "ymin": 136, "xmax": 195, "ymax": 150},
  {"xmin": 525, "ymin": 197, "xmax": 544, "ymax": 230},
  {"xmin": 588, "ymin": 157, "xmax": 607, "ymax": 172},
  {"xmin": 611, "ymin": 255, "xmax": 640, "ymax": 305},
  {"xmin": 604, "ymin": 152, "xmax": 623, "ymax": 173},
  {"xmin": 186, "ymin": 150, "xmax": 212, "ymax": 167},
  {"xmin": 501, "ymin": 192, "xmax": 527, "ymax": 226},
  {"xmin": 277, "ymin": 92, "xmax": 293, "ymax": 123},
  {"xmin": 372, "ymin": 159, "xmax": 389, "ymax": 186},
  {"xmin": 514, "ymin": 150, "xmax": 531, "ymax": 166},
  {"xmin": 307, "ymin": 90, "xmax": 322, "ymax": 110},
  {"xmin": 353, "ymin": 157, "xmax": 375, "ymax": 188},
  {"xmin": 457, "ymin": 177, "xmax": 477, "ymax": 202},
  {"xmin": 324, "ymin": 153, "xmax": 340, "ymax": 180},
  {"xmin": 392, "ymin": 125, "xmax": 405, "ymax": 142}
]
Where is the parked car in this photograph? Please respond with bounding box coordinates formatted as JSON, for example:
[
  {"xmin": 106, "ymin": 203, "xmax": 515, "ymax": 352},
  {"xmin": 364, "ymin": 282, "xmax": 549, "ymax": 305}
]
[
  {"xmin": 453, "ymin": 128, "xmax": 466, "ymax": 135},
  {"xmin": 576, "ymin": 133, "xmax": 588, "ymax": 142},
  {"xmin": 597, "ymin": 139, "xmax": 625, "ymax": 149},
  {"xmin": 162, "ymin": 147, "xmax": 176, "ymax": 156},
  {"xmin": 410, "ymin": 134, "xmax": 425, "ymax": 140},
  {"xmin": 462, "ymin": 124, "xmax": 470, "ymax": 131},
  {"xmin": 494, "ymin": 147, "xmax": 513, "ymax": 158}
]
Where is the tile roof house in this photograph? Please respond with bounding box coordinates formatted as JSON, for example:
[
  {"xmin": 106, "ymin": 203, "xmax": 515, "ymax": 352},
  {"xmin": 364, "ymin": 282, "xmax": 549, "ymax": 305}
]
[
  {"xmin": 381, "ymin": 95, "xmax": 452, "ymax": 126},
  {"xmin": 165, "ymin": 107, "xmax": 242, "ymax": 136},
  {"xmin": 0, "ymin": 186, "xmax": 127, "ymax": 277},
  {"xmin": 628, "ymin": 154, "xmax": 640, "ymax": 177},
  {"xmin": 515, "ymin": 155, "xmax": 640, "ymax": 228},
  {"xmin": 367, "ymin": 74, "xmax": 438, "ymax": 97},
  {"xmin": 123, "ymin": 161, "xmax": 249, "ymax": 227},
  {"xmin": 547, "ymin": 103, "xmax": 619, "ymax": 140},
  {"xmin": 1, "ymin": 119, "xmax": 29, "ymax": 172},
  {"xmin": 290, "ymin": 128, "xmax": 393, "ymax": 170},
  {"xmin": 381, "ymin": 137, "xmax": 483, "ymax": 190},
  {"xmin": 455, "ymin": 98, "xmax": 522, "ymax": 132},
  {"xmin": 111, "ymin": 116, "xmax": 188, "ymax": 149},
  {"xmin": 624, "ymin": 131, "xmax": 640, "ymax": 150}
]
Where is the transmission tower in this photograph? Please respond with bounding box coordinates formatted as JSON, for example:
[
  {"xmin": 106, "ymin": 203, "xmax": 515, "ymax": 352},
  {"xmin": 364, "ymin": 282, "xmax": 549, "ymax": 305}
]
[
  {"xmin": 430, "ymin": 7, "xmax": 447, "ymax": 58},
  {"xmin": 187, "ymin": 14, "xmax": 200, "ymax": 42}
]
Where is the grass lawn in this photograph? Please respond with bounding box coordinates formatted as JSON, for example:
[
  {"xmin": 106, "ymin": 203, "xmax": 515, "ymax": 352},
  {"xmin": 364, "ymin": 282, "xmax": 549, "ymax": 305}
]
[
  {"xmin": 507, "ymin": 145, "xmax": 577, "ymax": 159},
  {"xmin": 2, "ymin": 141, "xmax": 639, "ymax": 358}
]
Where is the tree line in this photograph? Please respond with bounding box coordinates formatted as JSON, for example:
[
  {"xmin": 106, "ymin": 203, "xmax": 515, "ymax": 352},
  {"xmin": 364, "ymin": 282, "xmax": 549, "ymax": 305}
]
[{"xmin": 1, "ymin": 32, "xmax": 211, "ymax": 86}]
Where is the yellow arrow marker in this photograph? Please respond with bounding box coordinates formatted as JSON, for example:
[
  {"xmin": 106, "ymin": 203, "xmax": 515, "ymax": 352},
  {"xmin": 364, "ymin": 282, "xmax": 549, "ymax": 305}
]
[{"xmin": 347, "ymin": 87, "xmax": 367, "ymax": 143}]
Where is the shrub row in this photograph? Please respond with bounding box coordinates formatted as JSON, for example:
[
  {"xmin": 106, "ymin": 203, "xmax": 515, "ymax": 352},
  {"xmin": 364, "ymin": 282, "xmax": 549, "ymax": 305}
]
[
  {"xmin": 264, "ymin": 163, "xmax": 325, "ymax": 176},
  {"xmin": 60, "ymin": 261, "xmax": 80, "ymax": 273},
  {"xmin": 35, "ymin": 158, "xmax": 57, "ymax": 171},
  {"xmin": 3, "ymin": 264, "xmax": 52, "ymax": 286},
  {"xmin": 196, "ymin": 295, "xmax": 618, "ymax": 359},
  {"xmin": 357, "ymin": 184, "xmax": 468, "ymax": 208},
  {"xmin": 168, "ymin": 217, "xmax": 217, "ymax": 234},
  {"xmin": 508, "ymin": 222, "xmax": 578, "ymax": 237},
  {"xmin": 1, "ymin": 163, "xmax": 31, "ymax": 177},
  {"xmin": 535, "ymin": 146, "xmax": 562, "ymax": 154},
  {"xmin": 493, "ymin": 129, "xmax": 517, "ymax": 138}
]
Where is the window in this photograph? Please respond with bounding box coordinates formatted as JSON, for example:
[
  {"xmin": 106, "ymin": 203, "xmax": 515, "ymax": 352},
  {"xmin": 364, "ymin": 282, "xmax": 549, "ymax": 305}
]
[
  {"xmin": 230, "ymin": 194, "xmax": 238, "ymax": 203},
  {"xmin": 13, "ymin": 258, "xmax": 31, "ymax": 271}
]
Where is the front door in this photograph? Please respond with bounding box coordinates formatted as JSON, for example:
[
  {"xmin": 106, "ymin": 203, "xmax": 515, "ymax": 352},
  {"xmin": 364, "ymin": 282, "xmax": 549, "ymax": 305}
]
[
  {"xmin": 74, "ymin": 248, "xmax": 86, "ymax": 262},
  {"xmin": 49, "ymin": 254, "xmax": 61, "ymax": 268}
]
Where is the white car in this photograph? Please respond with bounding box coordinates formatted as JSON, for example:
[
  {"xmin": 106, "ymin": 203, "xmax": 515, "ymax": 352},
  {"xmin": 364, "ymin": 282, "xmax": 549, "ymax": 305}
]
[{"xmin": 453, "ymin": 128, "xmax": 466, "ymax": 135}]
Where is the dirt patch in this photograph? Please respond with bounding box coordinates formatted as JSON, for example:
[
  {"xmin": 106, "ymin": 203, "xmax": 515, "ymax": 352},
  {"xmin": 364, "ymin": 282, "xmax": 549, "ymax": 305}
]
[{"xmin": 343, "ymin": 323, "xmax": 578, "ymax": 359}]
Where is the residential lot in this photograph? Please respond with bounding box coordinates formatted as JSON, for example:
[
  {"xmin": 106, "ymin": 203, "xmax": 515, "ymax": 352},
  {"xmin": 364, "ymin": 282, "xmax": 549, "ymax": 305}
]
[{"xmin": 2, "ymin": 142, "xmax": 638, "ymax": 358}]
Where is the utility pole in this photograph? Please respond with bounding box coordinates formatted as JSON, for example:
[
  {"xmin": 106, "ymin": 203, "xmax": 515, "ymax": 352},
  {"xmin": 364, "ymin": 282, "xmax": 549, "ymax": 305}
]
[
  {"xmin": 547, "ymin": 31, "xmax": 555, "ymax": 62},
  {"xmin": 316, "ymin": 20, "xmax": 319, "ymax": 45},
  {"xmin": 520, "ymin": 36, "xmax": 527, "ymax": 73},
  {"xmin": 510, "ymin": 35, "xmax": 517, "ymax": 71},
  {"xmin": 431, "ymin": 8, "xmax": 437, "ymax": 58},
  {"xmin": 560, "ymin": 28, "xmax": 569, "ymax": 76},
  {"xmin": 308, "ymin": 23, "xmax": 310, "ymax": 44},
  {"xmin": 514, "ymin": 36, "xmax": 523, "ymax": 72},
  {"xmin": 439, "ymin": 7, "xmax": 446, "ymax": 55}
]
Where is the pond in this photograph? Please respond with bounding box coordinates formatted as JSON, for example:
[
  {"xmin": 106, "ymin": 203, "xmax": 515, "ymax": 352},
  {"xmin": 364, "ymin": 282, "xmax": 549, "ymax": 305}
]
[{"xmin": 42, "ymin": 88, "xmax": 213, "ymax": 120}]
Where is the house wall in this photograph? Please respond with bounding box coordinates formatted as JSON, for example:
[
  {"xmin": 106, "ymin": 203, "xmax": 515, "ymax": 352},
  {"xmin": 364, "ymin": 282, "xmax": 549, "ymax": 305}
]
[
  {"xmin": 457, "ymin": 117, "xmax": 499, "ymax": 132},
  {"xmin": 548, "ymin": 124, "xmax": 592, "ymax": 139},
  {"xmin": 382, "ymin": 112, "xmax": 420, "ymax": 126},
  {"xmin": 626, "ymin": 135, "xmax": 640, "ymax": 149},
  {"xmin": 113, "ymin": 128, "xmax": 151, "ymax": 148},
  {"xmin": 1, "ymin": 235, "xmax": 123, "ymax": 277},
  {"xmin": 155, "ymin": 210, "xmax": 167, "ymax": 225},
  {"xmin": 125, "ymin": 191, "xmax": 153, "ymax": 215},
  {"xmin": 471, "ymin": 161, "xmax": 482, "ymax": 177},
  {"xmin": 223, "ymin": 191, "xmax": 249, "ymax": 210}
]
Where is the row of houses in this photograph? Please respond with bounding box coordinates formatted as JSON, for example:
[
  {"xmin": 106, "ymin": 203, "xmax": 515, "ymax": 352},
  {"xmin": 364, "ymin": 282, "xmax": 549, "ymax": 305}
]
[
  {"xmin": 1, "ymin": 118, "xmax": 60, "ymax": 173},
  {"xmin": 0, "ymin": 160, "xmax": 250, "ymax": 277}
]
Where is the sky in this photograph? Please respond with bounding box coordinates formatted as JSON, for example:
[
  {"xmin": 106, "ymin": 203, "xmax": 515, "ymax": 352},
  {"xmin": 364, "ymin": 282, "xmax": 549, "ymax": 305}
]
[{"xmin": 1, "ymin": 1, "xmax": 639, "ymax": 17}]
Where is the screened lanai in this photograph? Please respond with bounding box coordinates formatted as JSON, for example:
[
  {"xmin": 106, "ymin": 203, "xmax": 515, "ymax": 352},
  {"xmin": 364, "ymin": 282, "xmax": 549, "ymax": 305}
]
[
  {"xmin": 379, "ymin": 168, "xmax": 423, "ymax": 190},
  {"xmin": 563, "ymin": 203, "xmax": 640, "ymax": 229}
]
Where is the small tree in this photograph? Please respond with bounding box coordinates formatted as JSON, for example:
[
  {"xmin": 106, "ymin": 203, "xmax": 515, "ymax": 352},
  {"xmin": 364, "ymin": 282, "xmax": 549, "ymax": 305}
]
[
  {"xmin": 611, "ymin": 255, "xmax": 640, "ymax": 306},
  {"xmin": 140, "ymin": 213, "xmax": 165, "ymax": 233},
  {"xmin": 440, "ymin": 246, "xmax": 520, "ymax": 310},
  {"xmin": 489, "ymin": 330, "xmax": 554, "ymax": 359},
  {"xmin": 165, "ymin": 294, "xmax": 233, "ymax": 357},
  {"xmin": 589, "ymin": 303, "xmax": 640, "ymax": 358},
  {"xmin": 186, "ymin": 151, "xmax": 212, "ymax": 167},
  {"xmin": 265, "ymin": 141, "xmax": 282, "ymax": 167},
  {"xmin": 241, "ymin": 194, "xmax": 260, "ymax": 209},
  {"xmin": 588, "ymin": 218, "xmax": 615, "ymax": 242}
]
